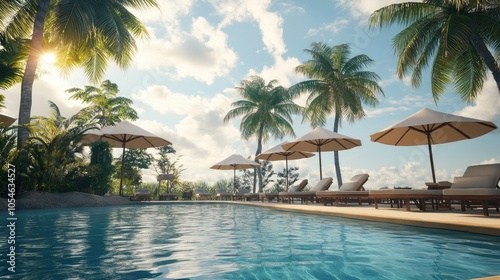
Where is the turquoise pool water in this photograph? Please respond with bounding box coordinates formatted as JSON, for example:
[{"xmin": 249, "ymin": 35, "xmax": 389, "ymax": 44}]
[{"xmin": 1, "ymin": 203, "xmax": 500, "ymax": 279}]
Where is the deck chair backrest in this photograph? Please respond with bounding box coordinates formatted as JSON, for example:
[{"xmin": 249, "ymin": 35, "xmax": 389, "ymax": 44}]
[
  {"xmin": 310, "ymin": 177, "xmax": 333, "ymax": 192},
  {"xmin": 289, "ymin": 179, "xmax": 308, "ymax": 192},
  {"xmin": 452, "ymin": 163, "xmax": 500, "ymax": 189},
  {"xmin": 339, "ymin": 174, "xmax": 369, "ymax": 191}
]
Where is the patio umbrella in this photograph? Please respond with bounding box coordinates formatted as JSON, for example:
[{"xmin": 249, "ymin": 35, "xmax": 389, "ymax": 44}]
[
  {"xmin": 0, "ymin": 113, "xmax": 16, "ymax": 127},
  {"xmin": 210, "ymin": 154, "xmax": 261, "ymax": 193},
  {"xmin": 370, "ymin": 108, "xmax": 497, "ymax": 183},
  {"xmin": 82, "ymin": 120, "xmax": 172, "ymax": 196},
  {"xmin": 282, "ymin": 127, "xmax": 362, "ymax": 180},
  {"xmin": 256, "ymin": 142, "xmax": 314, "ymax": 190}
]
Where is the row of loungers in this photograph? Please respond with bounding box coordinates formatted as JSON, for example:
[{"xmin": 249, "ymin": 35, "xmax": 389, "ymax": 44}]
[{"xmin": 234, "ymin": 163, "xmax": 500, "ymax": 216}]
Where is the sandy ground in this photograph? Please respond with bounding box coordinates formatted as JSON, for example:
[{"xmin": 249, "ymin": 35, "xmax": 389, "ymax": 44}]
[{"xmin": 0, "ymin": 191, "xmax": 137, "ymax": 211}]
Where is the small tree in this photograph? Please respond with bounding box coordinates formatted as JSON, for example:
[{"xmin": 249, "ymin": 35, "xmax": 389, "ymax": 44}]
[
  {"xmin": 87, "ymin": 141, "xmax": 114, "ymax": 195},
  {"xmin": 114, "ymin": 149, "xmax": 153, "ymax": 196},
  {"xmin": 274, "ymin": 166, "xmax": 300, "ymax": 192},
  {"xmin": 261, "ymin": 160, "xmax": 275, "ymax": 191}
]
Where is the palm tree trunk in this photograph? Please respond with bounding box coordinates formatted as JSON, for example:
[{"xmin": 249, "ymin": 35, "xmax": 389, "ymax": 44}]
[
  {"xmin": 333, "ymin": 112, "xmax": 342, "ymax": 188},
  {"xmin": 16, "ymin": 0, "xmax": 51, "ymax": 194},
  {"xmin": 17, "ymin": 0, "xmax": 51, "ymax": 146},
  {"xmin": 470, "ymin": 33, "xmax": 500, "ymax": 93},
  {"xmin": 255, "ymin": 125, "xmax": 264, "ymax": 192}
]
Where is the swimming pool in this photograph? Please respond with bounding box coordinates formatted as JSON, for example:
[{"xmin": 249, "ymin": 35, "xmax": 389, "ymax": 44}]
[{"xmin": 1, "ymin": 203, "xmax": 499, "ymax": 279}]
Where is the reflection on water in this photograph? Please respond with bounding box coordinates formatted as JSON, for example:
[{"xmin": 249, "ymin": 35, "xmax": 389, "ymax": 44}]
[{"xmin": 1, "ymin": 203, "xmax": 500, "ymax": 279}]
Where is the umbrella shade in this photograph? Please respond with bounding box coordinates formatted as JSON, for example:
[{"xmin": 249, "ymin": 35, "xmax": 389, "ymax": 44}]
[
  {"xmin": 210, "ymin": 154, "xmax": 260, "ymax": 192},
  {"xmin": 282, "ymin": 127, "xmax": 361, "ymax": 179},
  {"xmin": 370, "ymin": 108, "xmax": 497, "ymax": 183},
  {"xmin": 0, "ymin": 113, "xmax": 16, "ymax": 127},
  {"xmin": 83, "ymin": 120, "xmax": 173, "ymax": 195},
  {"xmin": 256, "ymin": 142, "xmax": 314, "ymax": 190}
]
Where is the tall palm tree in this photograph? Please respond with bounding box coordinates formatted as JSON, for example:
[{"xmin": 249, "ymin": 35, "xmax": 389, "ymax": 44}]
[
  {"xmin": 369, "ymin": 0, "xmax": 500, "ymax": 101},
  {"xmin": 0, "ymin": 0, "xmax": 157, "ymax": 147},
  {"xmin": 224, "ymin": 76, "xmax": 302, "ymax": 193},
  {"xmin": 292, "ymin": 43, "xmax": 383, "ymax": 187},
  {"xmin": 66, "ymin": 80, "xmax": 138, "ymax": 128}
]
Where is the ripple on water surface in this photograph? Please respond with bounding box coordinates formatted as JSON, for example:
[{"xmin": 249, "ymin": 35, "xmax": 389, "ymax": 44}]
[{"xmin": 1, "ymin": 203, "xmax": 500, "ymax": 279}]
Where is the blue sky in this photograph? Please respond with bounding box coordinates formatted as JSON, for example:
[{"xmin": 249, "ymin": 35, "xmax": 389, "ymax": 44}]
[{"xmin": 3, "ymin": 0, "xmax": 500, "ymax": 189}]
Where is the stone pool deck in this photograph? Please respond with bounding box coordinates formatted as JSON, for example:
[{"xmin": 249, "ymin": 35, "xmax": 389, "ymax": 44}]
[{"xmin": 224, "ymin": 201, "xmax": 500, "ymax": 237}]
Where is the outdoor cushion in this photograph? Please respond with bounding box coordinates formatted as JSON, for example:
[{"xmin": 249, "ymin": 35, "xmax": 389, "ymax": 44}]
[
  {"xmin": 289, "ymin": 179, "xmax": 308, "ymax": 192},
  {"xmin": 309, "ymin": 177, "xmax": 333, "ymax": 192},
  {"xmin": 450, "ymin": 175, "xmax": 497, "ymax": 189},
  {"xmin": 462, "ymin": 163, "xmax": 500, "ymax": 184}
]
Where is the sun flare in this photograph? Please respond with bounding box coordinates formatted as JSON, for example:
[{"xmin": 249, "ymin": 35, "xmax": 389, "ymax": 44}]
[{"xmin": 40, "ymin": 52, "xmax": 57, "ymax": 65}]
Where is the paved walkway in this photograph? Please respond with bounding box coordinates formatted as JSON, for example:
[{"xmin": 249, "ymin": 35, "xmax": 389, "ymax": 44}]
[{"xmin": 229, "ymin": 201, "xmax": 500, "ymax": 236}]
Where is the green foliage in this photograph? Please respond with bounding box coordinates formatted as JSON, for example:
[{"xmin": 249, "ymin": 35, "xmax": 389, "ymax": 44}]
[
  {"xmin": 87, "ymin": 141, "xmax": 114, "ymax": 195},
  {"xmin": 66, "ymin": 80, "xmax": 138, "ymax": 127},
  {"xmin": 369, "ymin": 0, "xmax": 500, "ymax": 101},
  {"xmin": 274, "ymin": 166, "xmax": 300, "ymax": 192},
  {"xmin": 114, "ymin": 148, "xmax": 153, "ymax": 195},
  {"xmin": 0, "ymin": 126, "xmax": 18, "ymax": 197},
  {"xmin": 153, "ymin": 145, "xmax": 183, "ymax": 194},
  {"xmin": 0, "ymin": 34, "xmax": 28, "ymax": 90},
  {"xmin": 261, "ymin": 160, "xmax": 275, "ymax": 190},
  {"xmin": 213, "ymin": 178, "xmax": 233, "ymax": 193}
]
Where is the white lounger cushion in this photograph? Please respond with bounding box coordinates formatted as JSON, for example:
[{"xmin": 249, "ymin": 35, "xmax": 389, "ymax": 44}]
[{"xmin": 450, "ymin": 175, "xmax": 497, "ymax": 189}]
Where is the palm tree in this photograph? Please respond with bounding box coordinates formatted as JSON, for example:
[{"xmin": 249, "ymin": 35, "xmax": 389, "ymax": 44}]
[
  {"xmin": 0, "ymin": 34, "xmax": 28, "ymax": 90},
  {"xmin": 224, "ymin": 76, "xmax": 302, "ymax": 193},
  {"xmin": 66, "ymin": 80, "xmax": 138, "ymax": 127},
  {"xmin": 0, "ymin": 0, "xmax": 157, "ymax": 147},
  {"xmin": 291, "ymin": 43, "xmax": 383, "ymax": 187},
  {"xmin": 369, "ymin": 0, "xmax": 500, "ymax": 101}
]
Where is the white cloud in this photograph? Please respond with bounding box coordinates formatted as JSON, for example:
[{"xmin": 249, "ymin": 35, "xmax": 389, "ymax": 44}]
[
  {"xmin": 211, "ymin": 0, "xmax": 286, "ymax": 58},
  {"xmin": 134, "ymin": 17, "xmax": 237, "ymax": 85},
  {"xmin": 306, "ymin": 19, "xmax": 350, "ymax": 37},
  {"xmin": 336, "ymin": 0, "xmax": 422, "ymax": 18}
]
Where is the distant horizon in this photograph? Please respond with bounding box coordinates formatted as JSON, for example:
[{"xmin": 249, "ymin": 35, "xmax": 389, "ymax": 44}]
[{"xmin": 3, "ymin": 0, "xmax": 499, "ymax": 190}]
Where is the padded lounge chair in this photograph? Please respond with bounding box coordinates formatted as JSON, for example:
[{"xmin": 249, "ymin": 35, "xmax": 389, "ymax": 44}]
[
  {"xmin": 316, "ymin": 174, "xmax": 370, "ymax": 206},
  {"xmin": 216, "ymin": 188, "xmax": 232, "ymax": 201},
  {"xmin": 442, "ymin": 163, "xmax": 500, "ymax": 216},
  {"xmin": 243, "ymin": 192, "xmax": 260, "ymax": 201},
  {"xmin": 135, "ymin": 188, "xmax": 151, "ymax": 201},
  {"xmin": 194, "ymin": 188, "xmax": 212, "ymax": 200},
  {"xmin": 259, "ymin": 179, "xmax": 308, "ymax": 202},
  {"xmin": 232, "ymin": 188, "xmax": 250, "ymax": 201},
  {"xmin": 279, "ymin": 177, "xmax": 333, "ymax": 204}
]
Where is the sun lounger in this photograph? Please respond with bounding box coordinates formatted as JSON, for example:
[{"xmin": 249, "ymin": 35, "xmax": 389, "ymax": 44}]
[
  {"xmin": 135, "ymin": 188, "xmax": 151, "ymax": 201},
  {"xmin": 369, "ymin": 188, "xmax": 443, "ymax": 211},
  {"xmin": 259, "ymin": 179, "xmax": 308, "ymax": 202},
  {"xmin": 279, "ymin": 177, "xmax": 333, "ymax": 204},
  {"xmin": 158, "ymin": 193, "xmax": 178, "ymax": 200},
  {"xmin": 194, "ymin": 188, "xmax": 212, "ymax": 200},
  {"xmin": 316, "ymin": 174, "xmax": 369, "ymax": 206},
  {"xmin": 442, "ymin": 163, "xmax": 500, "ymax": 216},
  {"xmin": 232, "ymin": 188, "xmax": 250, "ymax": 201},
  {"xmin": 216, "ymin": 188, "xmax": 232, "ymax": 201},
  {"xmin": 244, "ymin": 192, "xmax": 260, "ymax": 201}
]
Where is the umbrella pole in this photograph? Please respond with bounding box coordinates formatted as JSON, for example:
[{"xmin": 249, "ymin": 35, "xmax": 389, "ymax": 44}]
[
  {"xmin": 427, "ymin": 134, "xmax": 436, "ymax": 183},
  {"xmin": 318, "ymin": 146, "xmax": 322, "ymax": 180},
  {"xmin": 119, "ymin": 142, "xmax": 126, "ymax": 196},
  {"xmin": 233, "ymin": 167, "xmax": 236, "ymax": 194},
  {"xmin": 285, "ymin": 157, "xmax": 289, "ymax": 191}
]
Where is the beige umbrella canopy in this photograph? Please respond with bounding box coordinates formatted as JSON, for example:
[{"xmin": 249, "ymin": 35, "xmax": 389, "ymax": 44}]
[
  {"xmin": 210, "ymin": 154, "xmax": 261, "ymax": 192},
  {"xmin": 0, "ymin": 113, "xmax": 16, "ymax": 127},
  {"xmin": 256, "ymin": 142, "xmax": 314, "ymax": 190},
  {"xmin": 370, "ymin": 108, "xmax": 497, "ymax": 183},
  {"xmin": 282, "ymin": 127, "xmax": 362, "ymax": 180},
  {"xmin": 83, "ymin": 120, "xmax": 173, "ymax": 195}
]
